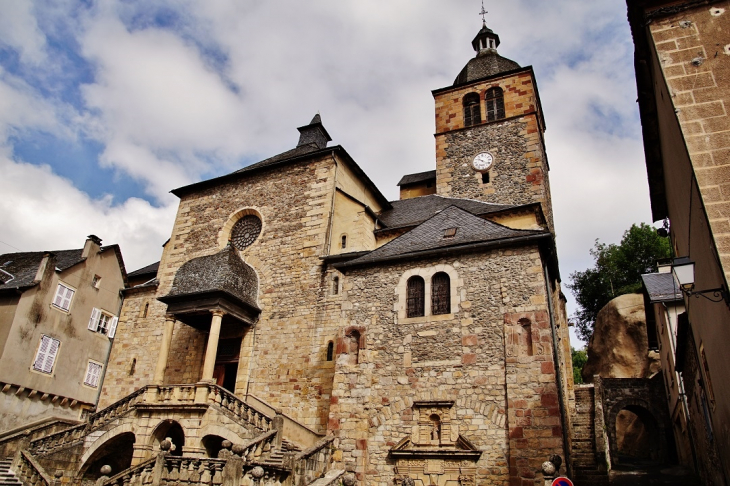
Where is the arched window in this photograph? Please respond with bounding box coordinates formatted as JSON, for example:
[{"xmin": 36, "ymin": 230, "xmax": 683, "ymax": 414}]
[
  {"xmin": 463, "ymin": 93, "xmax": 481, "ymax": 127},
  {"xmin": 341, "ymin": 234, "xmax": 347, "ymax": 249},
  {"xmin": 485, "ymin": 87, "xmax": 505, "ymax": 122},
  {"xmin": 406, "ymin": 276, "xmax": 425, "ymax": 318},
  {"xmin": 326, "ymin": 341, "xmax": 334, "ymax": 361},
  {"xmin": 431, "ymin": 272, "xmax": 451, "ymax": 315},
  {"xmin": 332, "ymin": 276, "xmax": 339, "ymax": 295}
]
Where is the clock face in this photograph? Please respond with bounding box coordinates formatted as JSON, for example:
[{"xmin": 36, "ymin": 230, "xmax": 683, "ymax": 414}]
[{"xmin": 472, "ymin": 152, "xmax": 494, "ymax": 172}]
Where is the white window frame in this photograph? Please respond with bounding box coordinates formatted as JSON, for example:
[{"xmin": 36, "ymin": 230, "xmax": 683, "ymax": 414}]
[
  {"xmin": 52, "ymin": 283, "xmax": 75, "ymax": 312},
  {"xmin": 88, "ymin": 308, "xmax": 119, "ymax": 338},
  {"xmin": 32, "ymin": 335, "xmax": 60, "ymax": 375},
  {"xmin": 83, "ymin": 360, "xmax": 103, "ymax": 388}
]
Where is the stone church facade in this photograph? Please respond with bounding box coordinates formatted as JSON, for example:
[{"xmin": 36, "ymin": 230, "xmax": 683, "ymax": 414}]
[{"xmin": 5, "ymin": 22, "xmax": 575, "ymax": 486}]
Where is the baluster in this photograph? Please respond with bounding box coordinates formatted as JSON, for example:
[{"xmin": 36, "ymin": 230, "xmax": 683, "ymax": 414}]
[
  {"xmin": 188, "ymin": 460, "xmax": 202, "ymax": 484},
  {"xmin": 200, "ymin": 462, "xmax": 212, "ymax": 485},
  {"xmin": 178, "ymin": 458, "xmax": 189, "ymax": 484},
  {"xmin": 142, "ymin": 463, "xmax": 154, "ymax": 485},
  {"xmin": 212, "ymin": 462, "xmax": 223, "ymax": 486}
]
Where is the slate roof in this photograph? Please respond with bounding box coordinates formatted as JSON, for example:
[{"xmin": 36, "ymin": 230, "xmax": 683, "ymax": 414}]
[
  {"xmin": 397, "ymin": 170, "xmax": 436, "ymax": 187},
  {"xmin": 127, "ymin": 261, "xmax": 160, "ymax": 278},
  {"xmin": 163, "ymin": 245, "xmax": 259, "ymax": 309},
  {"xmin": 453, "ymin": 50, "xmax": 521, "ymax": 85},
  {"xmin": 339, "ymin": 205, "xmax": 548, "ymax": 268},
  {"xmin": 377, "ymin": 195, "xmax": 519, "ymax": 230},
  {"xmin": 641, "ymin": 272, "xmax": 683, "ymax": 303},
  {"xmin": 0, "ymin": 249, "xmax": 85, "ymax": 291}
]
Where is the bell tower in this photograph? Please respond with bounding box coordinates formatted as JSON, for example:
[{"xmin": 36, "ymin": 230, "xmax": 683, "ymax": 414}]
[{"xmin": 433, "ymin": 20, "xmax": 553, "ymax": 229}]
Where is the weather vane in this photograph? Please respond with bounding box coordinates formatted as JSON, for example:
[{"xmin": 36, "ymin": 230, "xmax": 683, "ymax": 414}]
[{"xmin": 479, "ymin": 1, "xmax": 488, "ymax": 23}]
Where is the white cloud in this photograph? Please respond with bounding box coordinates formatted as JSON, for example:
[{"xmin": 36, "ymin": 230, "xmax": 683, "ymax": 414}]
[{"xmin": 0, "ymin": 0, "xmax": 46, "ymax": 64}]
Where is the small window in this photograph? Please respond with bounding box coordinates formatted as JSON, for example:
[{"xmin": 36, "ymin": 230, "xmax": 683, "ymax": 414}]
[
  {"xmin": 52, "ymin": 283, "xmax": 75, "ymax": 311},
  {"xmin": 333, "ymin": 276, "xmax": 340, "ymax": 295},
  {"xmin": 142, "ymin": 302, "xmax": 149, "ymax": 318},
  {"xmin": 326, "ymin": 341, "xmax": 334, "ymax": 361},
  {"xmin": 700, "ymin": 343, "xmax": 715, "ymax": 405},
  {"xmin": 431, "ymin": 273, "xmax": 451, "ymax": 315},
  {"xmin": 91, "ymin": 275, "xmax": 101, "ymax": 289},
  {"xmin": 84, "ymin": 361, "xmax": 103, "ymax": 388},
  {"xmin": 518, "ymin": 318, "xmax": 533, "ymax": 357},
  {"xmin": 443, "ymin": 228, "xmax": 457, "ymax": 239},
  {"xmin": 406, "ymin": 276, "xmax": 425, "ymax": 318},
  {"xmin": 481, "ymin": 172, "xmax": 490, "ymax": 184},
  {"xmin": 341, "ymin": 235, "xmax": 347, "ymax": 249},
  {"xmin": 463, "ymin": 93, "xmax": 481, "ymax": 127},
  {"xmin": 485, "ymin": 87, "xmax": 505, "ymax": 122},
  {"xmin": 88, "ymin": 308, "xmax": 119, "ymax": 338},
  {"xmin": 33, "ymin": 335, "xmax": 60, "ymax": 374}
]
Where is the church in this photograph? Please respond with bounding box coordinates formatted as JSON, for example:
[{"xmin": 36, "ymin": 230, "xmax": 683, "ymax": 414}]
[{"xmin": 8, "ymin": 20, "xmax": 575, "ymax": 486}]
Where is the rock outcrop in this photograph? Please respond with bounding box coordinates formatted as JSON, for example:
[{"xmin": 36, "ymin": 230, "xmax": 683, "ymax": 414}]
[{"xmin": 582, "ymin": 293, "xmax": 660, "ymax": 383}]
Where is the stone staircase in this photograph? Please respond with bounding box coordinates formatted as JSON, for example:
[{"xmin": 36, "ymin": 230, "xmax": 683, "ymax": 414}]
[
  {"xmin": 572, "ymin": 385, "xmax": 609, "ymax": 485},
  {"xmin": 259, "ymin": 439, "xmax": 302, "ymax": 468},
  {"xmin": 0, "ymin": 459, "xmax": 22, "ymax": 486}
]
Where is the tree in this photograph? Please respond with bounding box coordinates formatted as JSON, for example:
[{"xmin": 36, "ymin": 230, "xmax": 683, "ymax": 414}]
[
  {"xmin": 571, "ymin": 347, "xmax": 587, "ymax": 385},
  {"xmin": 567, "ymin": 223, "xmax": 671, "ymax": 341}
]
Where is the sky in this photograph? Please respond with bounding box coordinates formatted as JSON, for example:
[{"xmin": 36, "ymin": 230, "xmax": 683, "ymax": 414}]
[{"xmin": 0, "ymin": 1, "xmax": 655, "ymax": 347}]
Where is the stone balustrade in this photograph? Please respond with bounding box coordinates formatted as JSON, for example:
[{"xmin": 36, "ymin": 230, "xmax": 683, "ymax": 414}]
[
  {"xmin": 204, "ymin": 385, "xmax": 273, "ymax": 432},
  {"xmin": 28, "ymin": 423, "xmax": 87, "ymax": 455},
  {"xmin": 13, "ymin": 450, "xmax": 52, "ymax": 486}
]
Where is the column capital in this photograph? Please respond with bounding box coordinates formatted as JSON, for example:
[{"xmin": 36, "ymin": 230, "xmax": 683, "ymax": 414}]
[{"xmin": 210, "ymin": 309, "xmax": 226, "ymax": 318}]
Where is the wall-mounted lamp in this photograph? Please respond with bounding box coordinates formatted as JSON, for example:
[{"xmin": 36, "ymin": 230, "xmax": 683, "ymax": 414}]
[{"xmin": 671, "ymin": 257, "xmax": 730, "ymax": 306}]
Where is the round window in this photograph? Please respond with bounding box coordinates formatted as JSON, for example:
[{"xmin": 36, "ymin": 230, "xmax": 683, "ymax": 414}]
[{"xmin": 231, "ymin": 215, "xmax": 262, "ymax": 250}]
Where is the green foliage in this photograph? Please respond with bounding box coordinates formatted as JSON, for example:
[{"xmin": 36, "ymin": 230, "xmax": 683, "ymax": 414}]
[
  {"xmin": 567, "ymin": 223, "xmax": 671, "ymax": 341},
  {"xmin": 571, "ymin": 347, "xmax": 587, "ymax": 384}
]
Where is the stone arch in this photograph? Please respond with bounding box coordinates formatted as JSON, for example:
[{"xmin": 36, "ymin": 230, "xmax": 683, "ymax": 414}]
[
  {"xmin": 607, "ymin": 398, "xmax": 667, "ymax": 464},
  {"xmin": 199, "ymin": 424, "xmax": 252, "ymax": 457},
  {"xmin": 78, "ymin": 426, "xmax": 136, "ymax": 480},
  {"xmin": 218, "ymin": 207, "xmax": 265, "ymax": 251},
  {"xmin": 149, "ymin": 419, "xmax": 185, "ymax": 456}
]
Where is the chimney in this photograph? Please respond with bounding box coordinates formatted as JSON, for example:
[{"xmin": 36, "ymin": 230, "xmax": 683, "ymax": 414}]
[
  {"xmin": 34, "ymin": 252, "xmax": 55, "ymax": 282},
  {"xmin": 82, "ymin": 235, "xmax": 103, "ymax": 259}
]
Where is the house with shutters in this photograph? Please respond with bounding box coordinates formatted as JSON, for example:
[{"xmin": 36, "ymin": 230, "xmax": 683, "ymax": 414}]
[{"xmin": 0, "ymin": 235, "xmax": 127, "ymax": 435}]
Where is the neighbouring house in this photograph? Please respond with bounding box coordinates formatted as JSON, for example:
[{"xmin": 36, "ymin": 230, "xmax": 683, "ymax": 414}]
[
  {"xmin": 0, "ymin": 236, "xmax": 127, "ymax": 435},
  {"xmin": 627, "ymin": 1, "xmax": 730, "ymax": 483}
]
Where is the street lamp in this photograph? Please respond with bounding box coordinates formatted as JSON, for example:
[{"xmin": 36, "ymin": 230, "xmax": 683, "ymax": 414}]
[{"xmin": 671, "ymin": 257, "xmax": 730, "ymax": 306}]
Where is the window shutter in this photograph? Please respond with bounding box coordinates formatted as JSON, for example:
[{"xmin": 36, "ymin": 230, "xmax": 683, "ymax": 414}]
[
  {"xmin": 88, "ymin": 308, "xmax": 101, "ymax": 331},
  {"xmin": 53, "ymin": 285, "xmax": 65, "ymax": 307},
  {"xmin": 61, "ymin": 287, "xmax": 73, "ymax": 310},
  {"xmin": 42, "ymin": 338, "xmax": 59, "ymax": 373},
  {"xmin": 108, "ymin": 316, "xmax": 119, "ymax": 339},
  {"xmin": 92, "ymin": 363, "xmax": 102, "ymax": 387},
  {"xmin": 33, "ymin": 336, "xmax": 50, "ymax": 371},
  {"xmin": 85, "ymin": 362, "xmax": 102, "ymax": 387},
  {"xmin": 84, "ymin": 362, "xmax": 94, "ymax": 385}
]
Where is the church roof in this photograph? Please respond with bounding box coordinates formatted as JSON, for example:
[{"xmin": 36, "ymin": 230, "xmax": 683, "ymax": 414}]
[
  {"xmin": 377, "ymin": 194, "xmax": 519, "ymax": 230},
  {"xmin": 337, "ymin": 205, "xmax": 548, "ymax": 269},
  {"xmin": 397, "ymin": 170, "xmax": 436, "ymax": 186},
  {"xmin": 453, "ymin": 50, "xmax": 521, "ymax": 85},
  {"xmin": 162, "ymin": 245, "xmax": 259, "ymax": 309}
]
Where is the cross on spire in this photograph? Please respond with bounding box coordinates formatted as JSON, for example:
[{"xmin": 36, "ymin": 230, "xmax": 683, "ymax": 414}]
[{"xmin": 479, "ymin": 1, "xmax": 488, "ymax": 24}]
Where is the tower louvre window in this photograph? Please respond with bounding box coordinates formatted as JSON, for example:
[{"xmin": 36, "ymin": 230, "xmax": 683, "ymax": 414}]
[
  {"xmin": 406, "ymin": 276, "xmax": 425, "ymax": 318},
  {"xmin": 463, "ymin": 93, "xmax": 481, "ymax": 127},
  {"xmin": 485, "ymin": 87, "xmax": 505, "ymax": 121}
]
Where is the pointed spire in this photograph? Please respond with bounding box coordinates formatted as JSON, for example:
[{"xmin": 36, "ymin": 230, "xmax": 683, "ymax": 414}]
[{"xmin": 297, "ymin": 113, "xmax": 332, "ymax": 149}]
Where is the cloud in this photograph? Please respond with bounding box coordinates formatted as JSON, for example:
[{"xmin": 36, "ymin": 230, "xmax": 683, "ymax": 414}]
[{"xmin": 0, "ymin": 1, "xmax": 46, "ymax": 64}]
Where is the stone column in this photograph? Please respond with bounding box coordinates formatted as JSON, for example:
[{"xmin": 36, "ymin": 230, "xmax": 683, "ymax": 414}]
[
  {"xmin": 153, "ymin": 314, "xmax": 176, "ymax": 385},
  {"xmin": 201, "ymin": 310, "xmax": 225, "ymax": 382}
]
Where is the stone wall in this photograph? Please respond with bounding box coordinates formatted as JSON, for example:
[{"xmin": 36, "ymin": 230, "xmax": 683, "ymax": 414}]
[{"xmin": 328, "ymin": 246, "xmax": 564, "ymax": 486}]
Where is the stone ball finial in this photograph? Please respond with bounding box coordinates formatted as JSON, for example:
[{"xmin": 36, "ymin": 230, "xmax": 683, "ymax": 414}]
[
  {"xmin": 100, "ymin": 465, "xmax": 112, "ymax": 476},
  {"xmin": 549, "ymin": 454, "xmax": 562, "ymax": 470},
  {"xmin": 54, "ymin": 470, "xmax": 64, "ymax": 478},
  {"xmin": 541, "ymin": 461, "xmax": 556, "ymax": 476},
  {"xmin": 342, "ymin": 473, "xmax": 356, "ymax": 486},
  {"xmin": 402, "ymin": 477, "xmax": 415, "ymax": 486},
  {"xmin": 250, "ymin": 466, "xmax": 265, "ymax": 479},
  {"xmin": 231, "ymin": 444, "xmax": 245, "ymax": 456},
  {"xmin": 160, "ymin": 439, "xmax": 172, "ymax": 451},
  {"xmin": 221, "ymin": 440, "xmax": 233, "ymax": 450}
]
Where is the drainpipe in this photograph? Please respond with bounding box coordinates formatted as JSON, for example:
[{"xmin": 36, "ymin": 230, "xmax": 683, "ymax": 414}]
[{"xmin": 543, "ymin": 263, "xmax": 571, "ymax": 478}]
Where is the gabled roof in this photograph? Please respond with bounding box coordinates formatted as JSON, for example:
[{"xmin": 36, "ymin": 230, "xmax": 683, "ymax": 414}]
[
  {"xmin": 127, "ymin": 261, "xmax": 160, "ymax": 279},
  {"xmin": 641, "ymin": 272, "xmax": 683, "ymax": 303},
  {"xmin": 377, "ymin": 194, "xmax": 519, "ymax": 230},
  {"xmin": 397, "ymin": 170, "xmax": 436, "ymax": 187},
  {"xmin": 337, "ymin": 205, "xmax": 548, "ymax": 269},
  {"xmin": 0, "ymin": 246, "xmax": 123, "ymax": 292}
]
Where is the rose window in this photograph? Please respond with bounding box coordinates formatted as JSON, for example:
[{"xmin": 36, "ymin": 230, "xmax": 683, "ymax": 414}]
[{"xmin": 231, "ymin": 215, "xmax": 262, "ymax": 250}]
